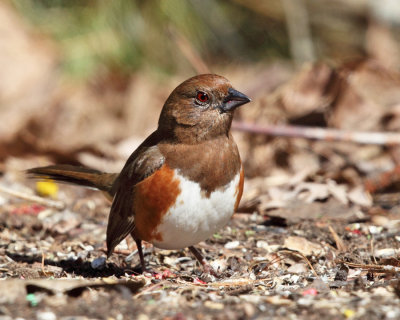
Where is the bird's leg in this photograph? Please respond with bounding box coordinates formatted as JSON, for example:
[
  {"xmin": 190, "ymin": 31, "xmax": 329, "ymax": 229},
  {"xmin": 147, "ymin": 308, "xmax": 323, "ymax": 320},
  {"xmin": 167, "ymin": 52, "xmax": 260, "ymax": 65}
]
[
  {"xmin": 188, "ymin": 246, "xmax": 218, "ymax": 276},
  {"xmin": 135, "ymin": 238, "xmax": 147, "ymax": 273},
  {"xmin": 129, "ymin": 232, "xmax": 147, "ymax": 273}
]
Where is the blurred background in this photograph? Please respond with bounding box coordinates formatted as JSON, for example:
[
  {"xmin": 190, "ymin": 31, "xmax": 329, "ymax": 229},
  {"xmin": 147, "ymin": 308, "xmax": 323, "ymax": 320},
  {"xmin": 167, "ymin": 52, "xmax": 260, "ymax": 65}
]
[{"xmin": 1, "ymin": 0, "xmax": 400, "ymax": 186}]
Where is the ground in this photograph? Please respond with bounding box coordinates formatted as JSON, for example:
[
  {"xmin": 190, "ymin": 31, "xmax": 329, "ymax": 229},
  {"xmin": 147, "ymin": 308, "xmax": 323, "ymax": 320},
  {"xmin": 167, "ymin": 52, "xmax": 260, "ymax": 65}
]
[{"xmin": 1, "ymin": 174, "xmax": 399, "ymax": 320}]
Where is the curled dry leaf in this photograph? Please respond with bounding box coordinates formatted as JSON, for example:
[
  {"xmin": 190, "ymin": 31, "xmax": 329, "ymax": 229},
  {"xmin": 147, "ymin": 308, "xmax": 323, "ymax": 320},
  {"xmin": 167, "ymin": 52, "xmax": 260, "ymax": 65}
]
[{"xmin": 283, "ymin": 236, "xmax": 324, "ymax": 257}]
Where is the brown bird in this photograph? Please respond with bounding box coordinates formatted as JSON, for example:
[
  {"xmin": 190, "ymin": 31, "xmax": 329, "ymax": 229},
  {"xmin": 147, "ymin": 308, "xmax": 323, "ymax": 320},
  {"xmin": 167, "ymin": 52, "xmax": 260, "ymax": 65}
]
[{"xmin": 28, "ymin": 74, "xmax": 251, "ymax": 274}]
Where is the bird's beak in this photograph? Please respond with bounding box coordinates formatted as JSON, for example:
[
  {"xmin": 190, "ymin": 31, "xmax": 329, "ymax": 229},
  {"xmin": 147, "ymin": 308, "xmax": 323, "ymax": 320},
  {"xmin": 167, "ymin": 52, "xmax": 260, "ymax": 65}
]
[{"xmin": 220, "ymin": 88, "xmax": 251, "ymax": 112}]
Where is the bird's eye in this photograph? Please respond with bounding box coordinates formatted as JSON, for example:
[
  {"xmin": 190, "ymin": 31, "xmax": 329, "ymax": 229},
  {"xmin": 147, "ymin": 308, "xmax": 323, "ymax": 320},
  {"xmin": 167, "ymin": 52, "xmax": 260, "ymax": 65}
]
[{"xmin": 196, "ymin": 91, "xmax": 209, "ymax": 103}]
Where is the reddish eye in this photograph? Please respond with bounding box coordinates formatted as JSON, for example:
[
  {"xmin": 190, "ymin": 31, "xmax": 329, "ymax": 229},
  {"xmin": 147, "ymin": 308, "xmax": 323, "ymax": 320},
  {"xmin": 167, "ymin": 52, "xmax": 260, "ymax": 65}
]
[{"xmin": 196, "ymin": 91, "xmax": 209, "ymax": 103}]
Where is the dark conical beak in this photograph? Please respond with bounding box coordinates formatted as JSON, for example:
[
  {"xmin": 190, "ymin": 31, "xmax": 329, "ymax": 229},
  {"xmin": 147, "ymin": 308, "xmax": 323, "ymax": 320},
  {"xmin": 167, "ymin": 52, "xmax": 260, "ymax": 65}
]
[{"xmin": 221, "ymin": 88, "xmax": 251, "ymax": 112}]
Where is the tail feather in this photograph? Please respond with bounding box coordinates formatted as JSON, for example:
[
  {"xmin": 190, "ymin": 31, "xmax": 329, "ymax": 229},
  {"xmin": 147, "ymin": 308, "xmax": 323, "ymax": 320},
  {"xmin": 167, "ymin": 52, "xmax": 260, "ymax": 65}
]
[{"xmin": 27, "ymin": 165, "xmax": 118, "ymax": 195}]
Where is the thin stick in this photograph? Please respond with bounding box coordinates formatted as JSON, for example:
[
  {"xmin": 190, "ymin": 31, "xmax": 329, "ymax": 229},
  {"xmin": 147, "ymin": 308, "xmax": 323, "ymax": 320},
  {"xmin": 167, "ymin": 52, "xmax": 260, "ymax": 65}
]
[
  {"xmin": 175, "ymin": 277, "xmax": 273, "ymax": 289},
  {"xmin": 133, "ymin": 281, "xmax": 167, "ymax": 299},
  {"xmin": 0, "ymin": 185, "xmax": 65, "ymax": 210},
  {"xmin": 232, "ymin": 121, "xmax": 400, "ymax": 146},
  {"xmin": 339, "ymin": 261, "xmax": 400, "ymax": 274},
  {"xmin": 328, "ymin": 225, "xmax": 347, "ymax": 252},
  {"xmin": 278, "ymin": 249, "xmax": 319, "ymax": 278},
  {"xmin": 248, "ymin": 255, "xmax": 284, "ymax": 272},
  {"xmin": 41, "ymin": 250, "xmax": 49, "ymax": 277},
  {"xmin": 370, "ymin": 238, "xmax": 377, "ymax": 264}
]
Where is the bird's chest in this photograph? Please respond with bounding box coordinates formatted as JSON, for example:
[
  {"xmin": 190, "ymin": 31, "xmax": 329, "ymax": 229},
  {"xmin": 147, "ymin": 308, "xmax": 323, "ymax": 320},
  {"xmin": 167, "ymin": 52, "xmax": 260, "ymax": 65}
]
[
  {"xmin": 133, "ymin": 138, "xmax": 243, "ymax": 249},
  {"xmin": 150, "ymin": 170, "xmax": 241, "ymax": 249}
]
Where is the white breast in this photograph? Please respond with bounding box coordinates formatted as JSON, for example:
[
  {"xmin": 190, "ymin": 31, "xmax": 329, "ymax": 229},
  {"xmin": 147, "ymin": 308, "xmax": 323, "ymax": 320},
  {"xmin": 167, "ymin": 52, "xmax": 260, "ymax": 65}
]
[{"xmin": 151, "ymin": 170, "xmax": 240, "ymax": 249}]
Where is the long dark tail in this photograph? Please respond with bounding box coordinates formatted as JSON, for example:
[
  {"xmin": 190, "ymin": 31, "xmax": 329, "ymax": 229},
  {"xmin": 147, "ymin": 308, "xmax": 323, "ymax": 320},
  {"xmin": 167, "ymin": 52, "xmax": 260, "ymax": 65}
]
[{"xmin": 27, "ymin": 165, "xmax": 118, "ymax": 197}]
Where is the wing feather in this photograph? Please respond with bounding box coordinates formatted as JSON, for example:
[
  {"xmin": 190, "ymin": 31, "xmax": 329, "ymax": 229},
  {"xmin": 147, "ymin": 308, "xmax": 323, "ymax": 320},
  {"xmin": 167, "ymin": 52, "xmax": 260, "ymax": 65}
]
[{"xmin": 106, "ymin": 132, "xmax": 165, "ymax": 256}]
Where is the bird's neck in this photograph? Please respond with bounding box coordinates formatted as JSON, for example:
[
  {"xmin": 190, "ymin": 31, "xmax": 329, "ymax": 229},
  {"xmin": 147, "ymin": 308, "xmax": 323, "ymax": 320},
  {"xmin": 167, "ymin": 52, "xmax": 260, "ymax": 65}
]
[
  {"xmin": 158, "ymin": 117, "xmax": 233, "ymax": 145},
  {"xmin": 158, "ymin": 133, "xmax": 241, "ymax": 194}
]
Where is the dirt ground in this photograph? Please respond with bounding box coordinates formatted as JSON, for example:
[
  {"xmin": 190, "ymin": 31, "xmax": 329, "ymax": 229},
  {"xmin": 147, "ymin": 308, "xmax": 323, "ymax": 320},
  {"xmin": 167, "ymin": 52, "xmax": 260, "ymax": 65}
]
[
  {"xmin": 1, "ymin": 169, "xmax": 399, "ymax": 320},
  {"xmin": 2, "ymin": 57, "xmax": 400, "ymax": 319}
]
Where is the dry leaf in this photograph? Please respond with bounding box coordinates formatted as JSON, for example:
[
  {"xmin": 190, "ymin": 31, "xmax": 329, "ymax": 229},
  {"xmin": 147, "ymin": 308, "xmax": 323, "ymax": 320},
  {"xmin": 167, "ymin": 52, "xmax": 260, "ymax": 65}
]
[{"xmin": 284, "ymin": 236, "xmax": 324, "ymax": 257}]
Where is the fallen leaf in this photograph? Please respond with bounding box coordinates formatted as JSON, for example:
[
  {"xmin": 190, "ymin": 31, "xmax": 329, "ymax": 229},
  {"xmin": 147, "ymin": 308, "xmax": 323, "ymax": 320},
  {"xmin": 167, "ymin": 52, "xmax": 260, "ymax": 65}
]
[{"xmin": 284, "ymin": 236, "xmax": 324, "ymax": 257}]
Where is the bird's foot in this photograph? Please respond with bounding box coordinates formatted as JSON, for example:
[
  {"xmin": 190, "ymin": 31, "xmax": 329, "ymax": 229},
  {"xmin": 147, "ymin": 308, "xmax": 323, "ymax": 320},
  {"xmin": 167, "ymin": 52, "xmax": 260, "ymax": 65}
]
[
  {"xmin": 201, "ymin": 262, "xmax": 219, "ymax": 278},
  {"xmin": 188, "ymin": 246, "xmax": 221, "ymax": 280}
]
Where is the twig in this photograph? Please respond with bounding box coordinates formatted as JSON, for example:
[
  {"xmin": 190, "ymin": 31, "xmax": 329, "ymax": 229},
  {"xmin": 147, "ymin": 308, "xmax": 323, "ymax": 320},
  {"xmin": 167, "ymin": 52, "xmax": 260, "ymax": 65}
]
[
  {"xmin": 0, "ymin": 185, "xmax": 65, "ymax": 210},
  {"xmin": 278, "ymin": 249, "xmax": 319, "ymax": 278},
  {"xmin": 133, "ymin": 281, "xmax": 168, "ymax": 299},
  {"xmin": 41, "ymin": 250, "xmax": 49, "ymax": 277},
  {"xmin": 339, "ymin": 261, "xmax": 400, "ymax": 274},
  {"xmin": 248, "ymin": 255, "xmax": 284, "ymax": 272},
  {"xmin": 328, "ymin": 225, "xmax": 347, "ymax": 252},
  {"xmin": 248, "ymin": 250, "xmax": 318, "ymax": 278},
  {"xmin": 370, "ymin": 238, "xmax": 377, "ymax": 264},
  {"xmin": 175, "ymin": 277, "xmax": 273, "ymax": 289},
  {"xmin": 232, "ymin": 121, "xmax": 400, "ymax": 146}
]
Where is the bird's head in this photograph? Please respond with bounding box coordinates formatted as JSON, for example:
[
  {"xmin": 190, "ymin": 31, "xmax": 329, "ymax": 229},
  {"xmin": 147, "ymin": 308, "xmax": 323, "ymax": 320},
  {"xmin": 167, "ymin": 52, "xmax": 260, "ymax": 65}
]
[{"xmin": 158, "ymin": 74, "xmax": 250, "ymax": 143}]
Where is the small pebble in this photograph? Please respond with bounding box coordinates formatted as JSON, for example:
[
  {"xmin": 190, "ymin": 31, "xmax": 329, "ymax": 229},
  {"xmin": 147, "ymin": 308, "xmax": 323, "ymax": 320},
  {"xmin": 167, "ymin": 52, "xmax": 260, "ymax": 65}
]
[
  {"xmin": 91, "ymin": 256, "xmax": 106, "ymax": 269},
  {"xmin": 79, "ymin": 243, "xmax": 94, "ymax": 251},
  {"xmin": 374, "ymin": 248, "xmax": 400, "ymax": 258},
  {"xmin": 297, "ymin": 297, "xmax": 313, "ymax": 306},
  {"xmin": 290, "ymin": 274, "xmax": 300, "ymax": 283},
  {"xmin": 368, "ymin": 226, "xmax": 383, "ymax": 234},
  {"xmin": 287, "ymin": 263, "xmax": 307, "ymax": 274},
  {"xmin": 77, "ymin": 250, "xmax": 89, "ymax": 260},
  {"xmin": 210, "ymin": 259, "xmax": 227, "ymax": 272},
  {"xmin": 256, "ymin": 240, "xmax": 270, "ymax": 251},
  {"xmin": 204, "ymin": 301, "xmax": 224, "ymax": 310},
  {"xmin": 224, "ymin": 241, "xmax": 240, "ymax": 249},
  {"xmin": 36, "ymin": 311, "xmax": 56, "ymax": 320}
]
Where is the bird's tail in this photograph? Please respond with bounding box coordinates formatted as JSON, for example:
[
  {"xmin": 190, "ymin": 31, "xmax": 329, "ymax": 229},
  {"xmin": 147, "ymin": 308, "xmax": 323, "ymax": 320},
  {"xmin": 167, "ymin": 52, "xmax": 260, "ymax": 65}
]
[{"xmin": 27, "ymin": 165, "xmax": 118, "ymax": 197}]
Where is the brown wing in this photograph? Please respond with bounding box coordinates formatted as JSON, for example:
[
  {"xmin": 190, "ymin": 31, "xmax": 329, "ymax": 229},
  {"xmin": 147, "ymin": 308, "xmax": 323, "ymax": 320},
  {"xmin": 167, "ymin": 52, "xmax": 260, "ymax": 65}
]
[{"xmin": 106, "ymin": 131, "xmax": 165, "ymax": 256}]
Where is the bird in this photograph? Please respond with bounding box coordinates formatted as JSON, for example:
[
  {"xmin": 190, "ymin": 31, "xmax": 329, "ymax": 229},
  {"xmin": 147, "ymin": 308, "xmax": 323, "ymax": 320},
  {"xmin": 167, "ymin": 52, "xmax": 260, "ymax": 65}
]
[{"xmin": 28, "ymin": 74, "xmax": 251, "ymax": 274}]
